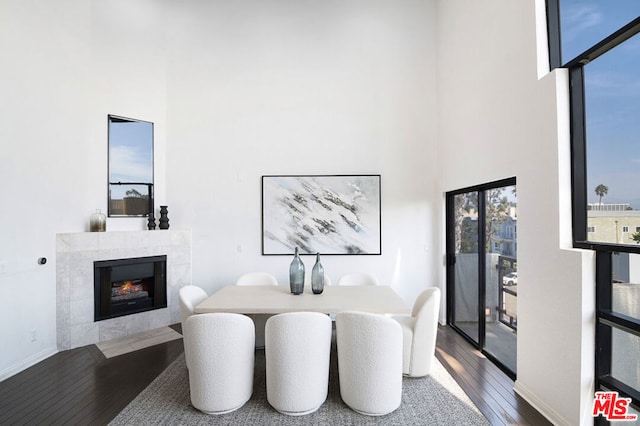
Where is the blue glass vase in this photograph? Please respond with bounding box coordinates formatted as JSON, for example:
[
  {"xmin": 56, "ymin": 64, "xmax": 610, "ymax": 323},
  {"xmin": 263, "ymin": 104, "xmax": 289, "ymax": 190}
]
[
  {"xmin": 289, "ymin": 247, "xmax": 305, "ymax": 295},
  {"xmin": 311, "ymin": 253, "xmax": 324, "ymax": 294}
]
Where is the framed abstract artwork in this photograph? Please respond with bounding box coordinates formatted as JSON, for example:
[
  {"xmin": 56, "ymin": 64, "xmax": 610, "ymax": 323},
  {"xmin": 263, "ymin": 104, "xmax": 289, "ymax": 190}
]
[{"xmin": 262, "ymin": 175, "xmax": 381, "ymax": 255}]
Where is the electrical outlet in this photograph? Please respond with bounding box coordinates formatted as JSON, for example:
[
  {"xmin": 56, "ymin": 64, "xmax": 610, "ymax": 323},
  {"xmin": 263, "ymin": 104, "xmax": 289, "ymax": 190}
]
[
  {"xmin": 0, "ymin": 261, "xmax": 6, "ymax": 276},
  {"xmin": 31, "ymin": 329, "xmax": 37, "ymax": 342}
]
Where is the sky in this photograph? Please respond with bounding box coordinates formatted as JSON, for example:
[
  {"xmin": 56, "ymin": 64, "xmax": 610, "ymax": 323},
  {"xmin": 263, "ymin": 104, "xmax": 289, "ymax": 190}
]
[
  {"xmin": 560, "ymin": 1, "xmax": 640, "ymax": 207},
  {"xmin": 109, "ymin": 119, "xmax": 154, "ymax": 199}
]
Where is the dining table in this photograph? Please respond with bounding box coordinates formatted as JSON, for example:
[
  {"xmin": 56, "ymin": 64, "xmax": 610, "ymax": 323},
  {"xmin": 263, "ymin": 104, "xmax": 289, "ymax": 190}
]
[{"xmin": 194, "ymin": 284, "xmax": 411, "ymax": 315}]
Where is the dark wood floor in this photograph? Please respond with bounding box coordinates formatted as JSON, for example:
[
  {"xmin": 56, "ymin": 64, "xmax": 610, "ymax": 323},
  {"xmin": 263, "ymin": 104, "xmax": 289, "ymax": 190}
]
[
  {"xmin": 435, "ymin": 325, "xmax": 552, "ymax": 425},
  {"xmin": 0, "ymin": 325, "xmax": 184, "ymax": 426},
  {"xmin": 0, "ymin": 324, "xmax": 550, "ymax": 425}
]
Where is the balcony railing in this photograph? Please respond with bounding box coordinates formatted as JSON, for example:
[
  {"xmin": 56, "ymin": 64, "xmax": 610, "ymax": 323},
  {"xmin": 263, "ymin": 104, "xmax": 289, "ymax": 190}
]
[{"xmin": 498, "ymin": 283, "xmax": 517, "ymax": 331}]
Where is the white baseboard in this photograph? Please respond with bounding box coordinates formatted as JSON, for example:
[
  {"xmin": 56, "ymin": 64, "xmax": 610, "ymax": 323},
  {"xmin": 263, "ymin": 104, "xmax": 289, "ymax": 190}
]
[
  {"xmin": 0, "ymin": 345, "xmax": 58, "ymax": 382},
  {"xmin": 514, "ymin": 380, "xmax": 570, "ymax": 426}
]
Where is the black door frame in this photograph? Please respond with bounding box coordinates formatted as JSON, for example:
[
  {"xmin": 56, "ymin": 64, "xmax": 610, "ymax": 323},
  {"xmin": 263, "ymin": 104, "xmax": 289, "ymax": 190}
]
[{"xmin": 445, "ymin": 177, "xmax": 517, "ymax": 380}]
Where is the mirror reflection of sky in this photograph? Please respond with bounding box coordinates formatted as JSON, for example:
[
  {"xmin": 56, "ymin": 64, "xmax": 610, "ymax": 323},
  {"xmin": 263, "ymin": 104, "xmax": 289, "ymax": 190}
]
[
  {"xmin": 560, "ymin": 1, "xmax": 640, "ymax": 207},
  {"xmin": 109, "ymin": 120, "xmax": 153, "ymax": 198}
]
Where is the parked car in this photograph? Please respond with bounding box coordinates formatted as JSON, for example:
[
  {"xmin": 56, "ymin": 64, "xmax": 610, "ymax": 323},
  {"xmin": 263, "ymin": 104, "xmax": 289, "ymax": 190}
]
[{"xmin": 503, "ymin": 272, "xmax": 517, "ymax": 286}]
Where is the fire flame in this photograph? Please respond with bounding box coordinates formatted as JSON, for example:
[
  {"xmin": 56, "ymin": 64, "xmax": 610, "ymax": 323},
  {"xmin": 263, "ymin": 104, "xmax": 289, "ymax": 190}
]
[{"xmin": 113, "ymin": 280, "xmax": 143, "ymax": 296}]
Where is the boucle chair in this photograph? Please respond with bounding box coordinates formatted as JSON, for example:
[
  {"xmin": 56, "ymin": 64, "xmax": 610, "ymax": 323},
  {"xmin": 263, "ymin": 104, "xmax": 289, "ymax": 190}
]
[
  {"xmin": 392, "ymin": 287, "xmax": 441, "ymax": 377},
  {"xmin": 236, "ymin": 271, "xmax": 278, "ymax": 287},
  {"xmin": 265, "ymin": 312, "xmax": 332, "ymax": 415},
  {"xmin": 179, "ymin": 285, "xmax": 208, "ymax": 369},
  {"xmin": 179, "ymin": 285, "xmax": 208, "ymax": 329},
  {"xmin": 184, "ymin": 313, "xmax": 255, "ymax": 415},
  {"xmin": 235, "ymin": 272, "xmax": 278, "ymax": 348},
  {"xmin": 335, "ymin": 311, "xmax": 403, "ymax": 416},
  {"xmin": 337, "ymin": 273, "xmax": 380, "ymax": 286}
]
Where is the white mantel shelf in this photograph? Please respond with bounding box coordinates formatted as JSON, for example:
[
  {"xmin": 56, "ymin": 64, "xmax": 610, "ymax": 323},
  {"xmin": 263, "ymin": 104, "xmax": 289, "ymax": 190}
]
[{"xmin": 56, "ymin": 229, "xmax": 192, "ymax": 351}]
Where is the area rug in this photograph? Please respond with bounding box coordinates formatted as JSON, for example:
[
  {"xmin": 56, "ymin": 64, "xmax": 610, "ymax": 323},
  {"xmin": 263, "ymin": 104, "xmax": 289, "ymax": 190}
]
[{"xmin": 110, "ymin": 347, "xmax": 489, "ymax": 426}]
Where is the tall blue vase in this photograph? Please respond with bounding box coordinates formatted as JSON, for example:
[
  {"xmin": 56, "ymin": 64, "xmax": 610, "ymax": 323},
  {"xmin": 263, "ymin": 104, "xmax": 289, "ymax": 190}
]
[
  {"xmin": 289, "ymin": 247, "xmax": 305, "ymax": 295},
  {"xmin": 311, "ymin": 252, "xmax": 324, "ymax": 294}
]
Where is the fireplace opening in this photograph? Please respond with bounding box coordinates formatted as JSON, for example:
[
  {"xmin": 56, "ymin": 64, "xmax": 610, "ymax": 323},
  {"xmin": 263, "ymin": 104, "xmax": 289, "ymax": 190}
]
[{"xmin": 94, "ymin": 255, "xmax": 167, "ymax": 321}]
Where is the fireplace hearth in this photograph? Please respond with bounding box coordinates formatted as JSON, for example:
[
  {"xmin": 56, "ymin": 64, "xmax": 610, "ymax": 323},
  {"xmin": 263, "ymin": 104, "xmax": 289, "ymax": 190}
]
[{"xmin": 94, "ymin": 255, "xmax": 167, "ymax": 321}]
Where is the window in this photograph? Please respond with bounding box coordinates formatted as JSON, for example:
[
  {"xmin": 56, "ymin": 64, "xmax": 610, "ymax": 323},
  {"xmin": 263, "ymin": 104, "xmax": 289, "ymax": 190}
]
[
  {"xmin": 554, "ymin": 2, "xmax": 640, "ymax": 66},
  {"xmin": 581, "ymin": 41, "xmax": 640, "ymax": 247},
  {"xmin": 548, "ymin": 0, "xmax": 640, "ymax": 416},
  {"xmin": 505, "ymin": 225, "xmax": 514, "ymax": 239},
  {"xmin": 108, "ymin": 115, "xmax": 154, "ymax": 217},
  {"xmin": 596, "ymin": 252, "xmax": 640, "ymax": 414},
  {"xmin": 548, "ymin": 0, "xmax": 640, "ymax": 247}
]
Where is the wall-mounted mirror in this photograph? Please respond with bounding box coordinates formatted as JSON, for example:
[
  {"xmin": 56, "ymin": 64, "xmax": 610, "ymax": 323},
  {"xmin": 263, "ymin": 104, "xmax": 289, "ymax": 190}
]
[{"xmin": 108, "ymin": 115, "xmax": 154, "ymax": 217}]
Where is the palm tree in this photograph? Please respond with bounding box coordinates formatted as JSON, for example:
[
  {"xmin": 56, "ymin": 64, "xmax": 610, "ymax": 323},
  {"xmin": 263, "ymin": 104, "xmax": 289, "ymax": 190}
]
[{"xmin": 595, "ymin": 184, "xmax": 608, "ymax": 205}]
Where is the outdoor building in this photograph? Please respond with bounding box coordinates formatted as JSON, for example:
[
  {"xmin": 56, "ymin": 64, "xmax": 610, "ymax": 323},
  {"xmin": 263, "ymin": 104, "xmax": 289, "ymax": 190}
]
[
  {"xmin": 587, "ymin": 210, "xmax": 640, "ymax": 245},
  {"xmin": 495, "ymin": 214, "xmax": 517, "ymax": 258}
]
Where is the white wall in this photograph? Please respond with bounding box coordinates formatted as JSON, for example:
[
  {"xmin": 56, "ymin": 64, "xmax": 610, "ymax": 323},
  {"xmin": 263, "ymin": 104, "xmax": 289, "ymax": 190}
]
[
  {"xmin": 0, "ymin": 0, "xmax": 439, "ymax": 379},
  {"xmin": 436, "ymin": 1, "xmax": 595, "ymax": 424},
  {"xmin": 0, "ymin": 0, "xmax": 168, "ymax": 379},
  {"xmin": 1, "ymin": 0, "xmax": 88, "ymax": 378},
  {"xmin": 164, "ymin": 0, "xmax": 439, "ymax": 302}
]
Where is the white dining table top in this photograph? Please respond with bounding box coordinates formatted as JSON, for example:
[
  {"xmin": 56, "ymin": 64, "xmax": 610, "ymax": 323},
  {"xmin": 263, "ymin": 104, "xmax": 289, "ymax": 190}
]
[{"xmin": 194, "ymin": 284, "xmax": 410, "ymax": 315}]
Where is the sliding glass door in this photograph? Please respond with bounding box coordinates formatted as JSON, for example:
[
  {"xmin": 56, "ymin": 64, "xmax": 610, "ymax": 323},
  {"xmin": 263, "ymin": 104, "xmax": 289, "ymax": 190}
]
[
  {"xmin": 446, "ymin": 178, "xmax": 517, "ymax": 378},
  {"xmin": 450, "ymin": 190, "xmax": 480, "ymax": 345}
]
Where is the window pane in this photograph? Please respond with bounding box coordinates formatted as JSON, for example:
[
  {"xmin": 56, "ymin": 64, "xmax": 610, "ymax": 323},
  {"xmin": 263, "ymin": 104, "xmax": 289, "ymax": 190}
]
[
  {"xmin": 611, "ymin": 327, "xmax": 640, "ymax": 391},
  {"xmin": 612, "ymin": 253, "xmax": 640, "ymax": 320},
  {"xmin": 585, "ymin": 34, "xmax": 640, "ymax": 245},
  {"xmin": 559, "ymin": 0, "xmax": 640, "ymax": 63},
  {"xmin": 485, "ymin": 185, "xmax": 517, "ymax": 375},
  {"xmin": 611, "ymin": 405, "xmax": 640, "ymax": 425},
  {"xmin": 453, "ymin": 192, "xmax": 480, "ymax": 343},
  {"xmin": 109, "ymin": 184, "xmax": 151, "ymax": 216}
]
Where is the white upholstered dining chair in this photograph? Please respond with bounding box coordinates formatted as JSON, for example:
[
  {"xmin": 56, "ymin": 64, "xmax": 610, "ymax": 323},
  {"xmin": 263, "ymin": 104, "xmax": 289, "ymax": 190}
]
[
  {"xmin": 235, "ymin": 272, "xmax": 278, "ymax": 348},
  {"xmin": 392, "ymin": 287, "xmax": 441, "ymax": 377},
  {"xmin": 265, "ymin": 312, "xmax": 332, "ymax": 415},
  {"xmin": 178, "ymin": 285, "xmax": 208, "ymax": 369},
  {"xmin": 335, "ymin": 311, "xmax": 403, "ymax": 416},
  {"xmin": 337, "ymin": 272, "xmax": 379, "ymax": 286},
  {"xmin": 178, "ymin": 285, "xmax": 208, "ymax": 330},
  {"xmin": 236, "ymin": 272, "xmax": 278, "ymax": 287},
  {"xmin": 184, "ymin": 313, "xmax": 255, "ymax": 415}
]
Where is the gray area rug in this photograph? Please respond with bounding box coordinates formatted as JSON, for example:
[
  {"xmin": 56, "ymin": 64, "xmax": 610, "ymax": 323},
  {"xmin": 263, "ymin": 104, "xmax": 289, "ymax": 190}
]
[{"xmin": 110, "ymin": 346, "xmax": 489, "ymax": 426}]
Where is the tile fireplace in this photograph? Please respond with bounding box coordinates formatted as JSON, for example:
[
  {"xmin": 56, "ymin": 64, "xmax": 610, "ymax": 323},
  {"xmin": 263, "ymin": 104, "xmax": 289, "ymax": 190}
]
[{"xmin": 56, "ymin": 230, "xmax": 191, "ymax": 351}]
